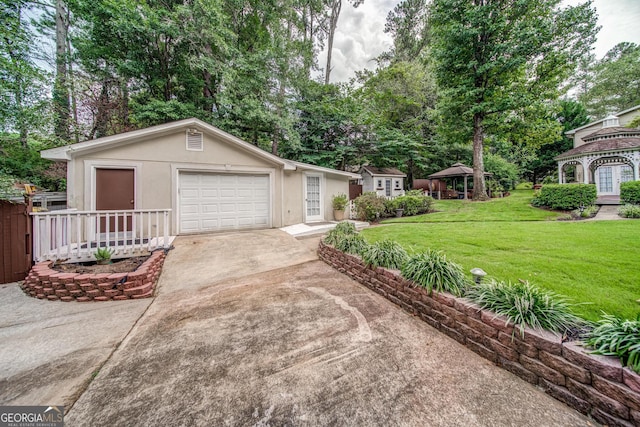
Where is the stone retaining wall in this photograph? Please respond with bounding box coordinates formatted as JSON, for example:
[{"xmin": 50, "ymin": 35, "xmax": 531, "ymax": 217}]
[
  {"xmin": 319, "ymin": 241, "xmax": 640, "ymax": 427},
  {"xmin": 21, "ymin": 249, "xmax": 167, "ymax": 302}
]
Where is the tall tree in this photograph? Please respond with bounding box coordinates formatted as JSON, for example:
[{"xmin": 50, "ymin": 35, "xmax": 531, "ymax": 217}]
[
  {"xmin": 430, "ymin": 0, "xmax": 597, "ymax": 199},
  {"xmin": 0, "ymin": 0, "xmax": 50, "ymax": 146},
  {"xmin": 383, "ymin": 0, "xmax": 430, "ymax": 63},
  {"xmin": 356, "ymin": 60, "xmax": 438, "ymax": 183},
  {"xmin": 52, "ymin": 0, "xmax": 70, "ymax": 140},
  {"xmin": 324, "ymin": 0, "xmax": 363, "ymax": 84},
  {"xmin": 579, "ymin": 42, "xmax": 640, "ymax": 118}
]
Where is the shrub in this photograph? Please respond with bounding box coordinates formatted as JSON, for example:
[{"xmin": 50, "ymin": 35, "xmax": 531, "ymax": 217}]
[
  {"xmin": 484, "ymin": 153, "xmax": 519, "ymax": 190},
  {"xmin": 390, "ymin": 190, "xmax": 434, "ymax": 216},
  {"xmin": 362, "ymin": 239, "xmax": 408, "ymax": 269},
  {"xmin": 401, "ymin": 250, "xmax": 469, "ymax": 296},
  {"xmin": 531, "ymin": 184, "xmax": 597, "ymax": 210},
  {"xmin": 332, "ymin": 193, "xmax": 348, "ymax": 210},
  {"xmin": 334, "ymin": 233, "xmax": 368, "ymax": 255},
  {"xmin": 618, "ymin": 204, "xmax": 640, "ymax": 218},
  {"xmin": 354, "ymin": 192, "xmax": 387, "ymax": 221},
  {"xmin": 585, "ymin": 314, "xmax": 640, "ymax": 373},
  {"xmin": 324, "ymin": 221, "xmax": 357, "ymax": 246},
  {"xmin": 465, "ymin": 280, "xmax": 585, "ymax": 337},
  {"xmin": 620, "ymin": 181, "xmax": 640, "ymax": 205},
  {"xmin": 571, "ymin": 204, "xmax": 599, "ymax": 218},
  {"xmin": 516, "ymin": 182, "xmax": 533, "ymax": 190}
]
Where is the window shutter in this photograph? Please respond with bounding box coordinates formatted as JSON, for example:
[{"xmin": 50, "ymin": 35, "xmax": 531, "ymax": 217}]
[{"xmin": 186, "ymin": 130, "xmax": 203, "ymax": 151}]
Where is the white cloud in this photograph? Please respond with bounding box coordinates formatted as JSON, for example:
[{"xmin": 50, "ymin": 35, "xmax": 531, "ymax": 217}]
[
  {"xmin": 321, "ymin": 0, "xmax": 640, "ymax": 83},
  {"xmin": 563, "ymin": 0, "xmax": 640, "ymax": 58},
  {"xmin": 317, "ymin": 0, "xmax": 398, "ymax": 83}
]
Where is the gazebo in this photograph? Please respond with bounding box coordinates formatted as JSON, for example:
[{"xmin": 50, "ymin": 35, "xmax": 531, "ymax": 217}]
[{"xmin": 428, "ymin": 163, "xmax": 491, "ymax": 199}]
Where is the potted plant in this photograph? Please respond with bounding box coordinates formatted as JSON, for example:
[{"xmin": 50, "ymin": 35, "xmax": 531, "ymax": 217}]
[
  {"xmin": 332, "ymin": 193, "xmax": 348, "ymax": 221},
  {"xmin": 94, "ymin": 247, "xmax": 115, "ymax": 265}
]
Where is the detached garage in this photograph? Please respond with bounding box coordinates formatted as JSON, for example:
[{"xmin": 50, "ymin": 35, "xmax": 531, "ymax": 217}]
[
  {"xmin": 178, "ymin": 173, "xmax": 270, "ymax": 233},
  {"xmin": 41, "ymin": 118, "xmax": 359, "ymax": 235}
]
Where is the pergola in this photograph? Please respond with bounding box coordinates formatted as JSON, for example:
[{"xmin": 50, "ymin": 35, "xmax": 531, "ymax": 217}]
[{"xmin": 428, "ymin": 163, "xmax": 491, "ymax": 199}]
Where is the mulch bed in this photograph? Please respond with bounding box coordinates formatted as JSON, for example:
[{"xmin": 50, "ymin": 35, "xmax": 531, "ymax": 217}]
[{"xmin": 52, "ymin": 256, "xmax": 150, "ymax": 274}]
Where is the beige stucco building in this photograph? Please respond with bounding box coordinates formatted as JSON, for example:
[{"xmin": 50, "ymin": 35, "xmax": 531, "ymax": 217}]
[
  {"xmin": 556, "ymin": 105, "xmax": 640, "ymax": 197},
  {"xmin": 41, "ymin": 118, "xmax": 359, "ymax": 235}
]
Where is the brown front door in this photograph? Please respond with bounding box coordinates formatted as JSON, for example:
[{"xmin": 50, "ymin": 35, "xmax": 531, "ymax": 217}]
[{"xmin": 96, "ymin": 168, "xmax": 134, "ymax": 232}]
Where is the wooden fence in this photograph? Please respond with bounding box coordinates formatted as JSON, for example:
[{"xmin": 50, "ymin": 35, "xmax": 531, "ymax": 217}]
[{"xmin": 0, "ymin": 200, "xmax": 32, "ymax": 284}]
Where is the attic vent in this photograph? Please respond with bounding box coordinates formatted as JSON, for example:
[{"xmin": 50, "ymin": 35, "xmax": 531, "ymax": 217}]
[{"xmin": 186, "ymin": 129, "xmax": 203, "ymax": 151}]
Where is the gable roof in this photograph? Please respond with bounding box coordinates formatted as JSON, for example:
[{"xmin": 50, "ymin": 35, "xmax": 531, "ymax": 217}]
[
  {"xmin": 565, "ymin": 104, "xmax": 640, "ymax": 136},
  {"xmin": 290, "ymin": 161, "xmax": 360, "ymax": 179},
  {"xmin": 41, "ymin": 118, "xmax": 296, "ymax": 170},
  {"xmin": 361, "ymin": 166, "xmax": 406, "ymax": 177}
]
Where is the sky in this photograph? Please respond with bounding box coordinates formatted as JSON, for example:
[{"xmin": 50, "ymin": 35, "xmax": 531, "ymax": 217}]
[{"xmin": 318, "ymin": 0, "xmax": 640, "ymax": 83}]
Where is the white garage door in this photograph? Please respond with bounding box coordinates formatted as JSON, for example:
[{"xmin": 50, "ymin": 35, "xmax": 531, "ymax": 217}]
[{"xmin": 179, "ymin": 172, "xmax": 270, "ymax": 233}]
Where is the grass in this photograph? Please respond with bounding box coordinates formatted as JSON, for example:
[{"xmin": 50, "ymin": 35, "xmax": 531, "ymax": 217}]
[
  {"xmin": 384, "ymin": 190, "xmax": 561, "ymax": 223},
  {"xmin": 362, "ymin": 190, "xmax": 640, "ymax": 322}
]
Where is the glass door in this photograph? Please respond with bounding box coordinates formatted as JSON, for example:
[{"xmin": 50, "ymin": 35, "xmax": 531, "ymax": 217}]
[{"xmin": 305, "ymin": 174, "xmax": 322, "ymax": 222}]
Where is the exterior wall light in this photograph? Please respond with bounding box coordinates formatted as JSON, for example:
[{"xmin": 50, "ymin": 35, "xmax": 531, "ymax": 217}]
[{"xmin": 470, "ymin": 268, "xmax": 487, "ymax": 284}]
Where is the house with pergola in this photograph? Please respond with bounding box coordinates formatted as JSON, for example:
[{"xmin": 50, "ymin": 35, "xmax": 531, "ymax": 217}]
[{"xmin": 555, "ymin": 105, "xmax": 640, "ymax": 201}]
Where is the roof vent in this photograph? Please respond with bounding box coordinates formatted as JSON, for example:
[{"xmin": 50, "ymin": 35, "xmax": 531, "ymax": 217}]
[
  {"xmin": 186, "ymin": 129, "xmax": 203, "ymax": 151},
  {"xmin": 602, "ymin": 115, "xmax": 619, "ymax": 128}
]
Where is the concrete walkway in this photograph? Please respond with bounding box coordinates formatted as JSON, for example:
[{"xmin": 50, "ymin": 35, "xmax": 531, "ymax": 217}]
[
  {"xmin": 589, "ymin": 205, "xmax": 624, "ymax": 221},
  {"xmin": 63, "ymin": 230, "xmax": 594, "ymax": 426}
]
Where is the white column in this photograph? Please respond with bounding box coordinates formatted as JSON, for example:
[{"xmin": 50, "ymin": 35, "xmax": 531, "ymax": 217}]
[
  {"xmin": 582, "ymin": 159, "xmax": 590, "ymax": 184},
  {"xmin": 634, "ymin": 158, "xmax": 640, "ymax": 181},
  {"xmin": 558, "ymin": 163, "xmax": 563, "ymax": 184}
]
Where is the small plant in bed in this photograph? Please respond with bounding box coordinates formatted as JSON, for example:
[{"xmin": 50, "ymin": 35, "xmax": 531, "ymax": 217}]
[
  {"xmin": 618, "ymin": 204, "xmax": 640, "ymax": 218},
  {"xmin": 362, "ymin": 239, "xmax": 408, "ymax": 269},
  {"xmin": 465, "ymin": 279, "xmax": 586, "ymax": 338},
  {"xmin": 401, "ymin": 249, "xmax": 469, "ymax": 296},
  {"xmin": 585, "ymin": 314, "xmax": 640, "ymax": 373},
  {"xmin": 94, "ymin": 247, "xmax": 115, "ymax": 265},
  {"xmin": 334, "ymin": 233, "xmax": 368, "ymax": 255},
  {"xmin": 324, "ymin": 221, "xmax": 358, "ymax": 246}
]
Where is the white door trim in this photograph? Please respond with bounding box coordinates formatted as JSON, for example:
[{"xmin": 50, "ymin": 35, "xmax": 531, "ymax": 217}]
[
  {"xmin": 84, "ymin": 160, "xmax": 142, "ymax": 211},
  {"xmin": 304, "ymin": 173, "xmax": 324, "ymax": 222}
]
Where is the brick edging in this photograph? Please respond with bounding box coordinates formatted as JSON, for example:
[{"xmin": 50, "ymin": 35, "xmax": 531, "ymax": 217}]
[
  {"xmin": 20, "ymin": 250, "xmax": 167, "ymax": 302},
  {"xmin": 318, "ymin": 241, "xmax": 640, "ymax": 427}
]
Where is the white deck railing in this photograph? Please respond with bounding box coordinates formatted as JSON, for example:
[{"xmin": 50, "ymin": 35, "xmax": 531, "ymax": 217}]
[{"xmin": 31, "ymin": 209, "xmax": 172, "ymax": 263}]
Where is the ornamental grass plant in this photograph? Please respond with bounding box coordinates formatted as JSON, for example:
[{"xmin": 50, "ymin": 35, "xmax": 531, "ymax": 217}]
[
  {"xmin": 324, "ymin": 221, "xmax": 357, "ymax": 246},
  {"xmin": 465, "ymin": 279, "xmax": 585, "ymax": 337},
  {"xmin": 361, "ymin": 239, "xmax": 408, "ymax": 269},
  {"xmin": 586, "ymin": 314, "xmax": 640, "ymax": 373},
  {"xmin": 334, "ymin": 233, "xmax": 368, "ymax": 255},
  {"xmin": 401, "ymin": 249, "xmax": 468, "ymax": 296}
]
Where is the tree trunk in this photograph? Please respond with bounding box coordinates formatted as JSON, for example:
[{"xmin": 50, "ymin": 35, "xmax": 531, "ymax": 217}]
[
  {"xmin": 325, "ymin": 0, "xmax": 341, "ymax": 84},
  {"xmin": 53, "ymin": 0, "xmax": 70, "ymax": 141},
  {"xmin": 472, "ymin": 112, "xmax": 489, "ymax": 201},
  {"xmin": 66, "ymin": 33, "xmax": 79, "ymax": 143}
]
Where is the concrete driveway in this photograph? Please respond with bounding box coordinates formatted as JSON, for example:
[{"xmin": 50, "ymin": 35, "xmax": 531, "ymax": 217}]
[
  {"xmin": 0, "ymin": 284, "xmax": 151, "ymax": 408},
  {"xmin": 64, "ymin": 230, "xmax": 594, "ymax": 426}
]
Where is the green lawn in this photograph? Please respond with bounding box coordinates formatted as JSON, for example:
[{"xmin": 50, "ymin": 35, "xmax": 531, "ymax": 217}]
[
  {"xmin": 361, "ymin": 191, "xmax": 640, "ymax": 322},
  {"xmin": 384, "ymin": 190, "xmax": 561, "ymax": 223}
]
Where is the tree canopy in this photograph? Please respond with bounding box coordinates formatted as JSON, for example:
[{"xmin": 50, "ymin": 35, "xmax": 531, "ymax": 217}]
[
  {"xmin": 3, "ymin": 0, "xmax": 638, "ymax": 198},
  {"xmin": 430, "ymin": 0, "xmax": 598, "ymax": 199}
]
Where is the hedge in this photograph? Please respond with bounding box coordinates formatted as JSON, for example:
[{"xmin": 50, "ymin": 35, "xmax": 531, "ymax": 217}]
[
  {"xmin": 620, "ymin": 181, "xmax": 640, "ymax": 205},
  {"xmin": 531, "ymin": 184, "xmax": 597, "ymax": 210}
]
